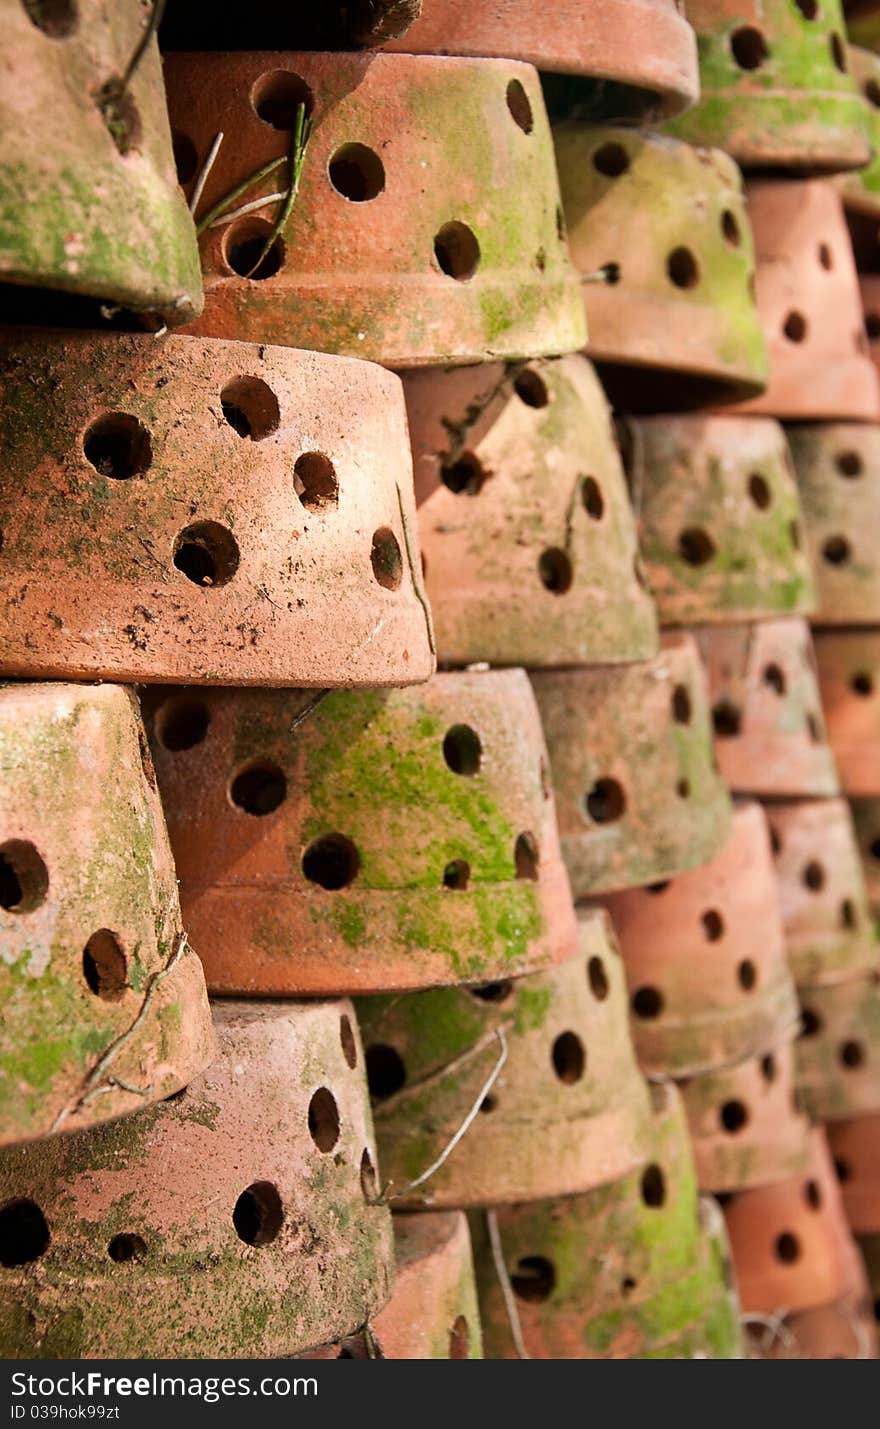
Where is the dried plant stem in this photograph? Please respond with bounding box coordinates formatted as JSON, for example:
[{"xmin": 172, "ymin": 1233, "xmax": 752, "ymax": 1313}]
[
  {"xmin": 244, "ymin": 103, "xmax": 312, "ymax": 278},
  {"xmin": 486, "ymin": 1210, "xmax": 531, "ymax": 1360},
  {"xmin": 190, "ymin": 132, "xmax": 225, "ymax": 218},
  {"xmin": 195, "ymin": 155, "xmax": 285, "ymax": 233}
]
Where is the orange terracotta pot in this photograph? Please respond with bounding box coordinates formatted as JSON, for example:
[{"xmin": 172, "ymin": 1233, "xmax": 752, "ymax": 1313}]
[
  {"xmin": 797, "ymin": 973, "xmax": 880, "ymax": 1120},
  {"xmin": 601, "ymin": 803, "xmax": 799, "ymax": 1078},
  {"xmin": 0, "ymin": 683, "xmax": 215, "ymax": 1147},
  {"xmin": 694, "ymin": 619, "xmax": 840, "ymax": 797},
  {"xmin": 723, "ymin": 1130, "xmax": 866, "ymax": 1315},
  {"xmin": 787, "ymin": 423, "xmax": 880, "ymax": 624},
  {"xmin": 356, "ymin": 912, "xmax": 656, "ymax": 1208},
  {"xmin": 404, "ymin": 355, "xmax": 658, "ymax": 668},
  {"xmin": 146, "ymin": 671, "xmax": 576, "ymax": 995},
  {"xmin": 747, "ymin": 1290, "xmax": 878, "ymax": 1359},
  {"xmin": 814, "ymin": 631, "xmax": 880, "ymax": 794},
  {"xmin": 628, "ymin": 414, "xmax": 815, "ymax": 626},
  {"xmin": 164, "ymin": 52, "xmax": 585, "ymax": 366},
  {"xmin": 531, "ymin": 635, "xmax": 732, "ymax": 898},
  {"xmin": 0, "ymin": 1000, "xmax": 393, "ymax": 1357},
  {"xmin": 827, "ymin": 1113, "xmax": 880, "ymax": 1232},
  {"xmin": 765, "ymin": 798, "xmax": 878, "ymax": 986},
  {"xmin": 553, "ymin": 124, "xmax": 768, "ymax": 413},
  {"xmin": 0, "ymin": 328, "xmax": 433, "ymax": 688},
  {"xmin": 851, "ymin": 798, "xmax": 880, "ymax": 907}
]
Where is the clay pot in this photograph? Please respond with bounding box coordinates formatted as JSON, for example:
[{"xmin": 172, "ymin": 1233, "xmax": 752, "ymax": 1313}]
[
  {"xmin": 404, "ymin": 356, "xmax": 658, "ymax": 668},
  {"xmin": 828, "ymin": 1114, "xmax": 880, "ymax": 1232},
  {"xmin": 679, "ymin": 1040, "xmax": 812, "ymax": 1193},
  {"xmin": 0, "ymin": 1000, "xmax": 392, "ymax": 1358},
  {"xmin": 355, "ymin": 912, "xmax": 655, "ymax": 1208},
  {"xmin": 693, "ymin": 619, "xmax": 839, "ymax": 797},
  {"xmin": 841, "ymin": 48, "xmax": 880, "ymax": 220},
  {"xmin": 851, "ymin": 798, "xmax": 880, "ymax": 907},
  {"xmin": 0, "ymin": 328, "xmax": 433, "ymax": 688},
  {"xmin": 553, "ymin": 124, "xmax": 767, "ymax": 412},
  {"xmin": 731, "ymin": 181, "xmax": 880, "ymax": 422},
  {"xmin": 0, "ymin": 0, "xmax": 201, "ymax": 324},
  {"xmin": 797, "ymin": 973, "xmax": 880, "ymax": 1120},
  {"xmin": 787, "ymin": 424, "xmax": 880, "ymax": 624},
  {"xmin": 146, "ymin": 671, "xmax": 576, "ymax": 995},
  {"xmin": 747, "ymin": 1291, "xmax": 878, "ymax": 1359},
  {"xmin": 723, "ymin": 1129, "xmax": 866, "ymax": 1314},
  {"xmin": 380, "ymin": 0, "xmax": 698, "ymax": 118},
  {"xmin": 531, "ymin": 635, "xmax": 732, "ymax": 899},
  {"xmin": 857, "ymin": 1232, "xmax": 880, "ymax": 1323},
  {"xmin": 662, "ymin": 0, "xmax": 869, "ymax": 173},
  {"xmin": 470, "ymin": 1085, "xmax": 744, "ymax": 1359},
  {"xmin": 628, "ymin": 415, "xmax": 814, "ymax": 626},
  {"xmin": 0, "ymin": 683, "xmax": 215, "ymax": 1147},
  {"xmin": 765, "ymin": 798, "xmax": 878, "ymax": 986},
  {"xmin": 860, "ymin": 274, "xmax": 880, "ymax": 385},
  {"xmin": 163, "ymin": 52, "xmax": 584, "ymax": 366},
  {"xmin": 601, "ymin": 803, "xmax": 799, "ymax": 1078},
  {"xmin": 813, "ymin": 631, "xmax": 880, "ymax": 794}
]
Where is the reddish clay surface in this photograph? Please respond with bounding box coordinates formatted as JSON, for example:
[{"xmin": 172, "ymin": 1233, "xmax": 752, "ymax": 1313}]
[
  {"xmin": 860, "ymin": 274, "xmax": 880, "ymax": 383},
  {"xmin": 797, "ymin": 972, "xmax": 880, "ymax": 1121},
  {"xmin": 828, "ymin": 1113, "xmax": 880, "ymax": 1232},
  {"xmin": 813, "ymin": 631, "xmax": 880, "ymax": 794},
  {"xmin": 851, "ymin": 797, "xmax": 880, "ymax": 908},
  {"xmin": 787, "ymin": 423, "xmax": 880, "ymax": 624},
  {"xmin": 749, "ymin": 1291, "xmax": 878, "ymax": 1359}
]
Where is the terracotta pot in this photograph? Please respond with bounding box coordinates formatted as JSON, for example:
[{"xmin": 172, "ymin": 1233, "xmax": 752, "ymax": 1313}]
[
  {"xmin": 723, "ymin": 1129, "xmax": 866, "ymax": 1314},
  {"xmin": 601, "ymin": 803, "xmax": 799, "ymax": 1078},
  {"xmin": 693, "ymin": 619, "xmax": 840, "ymax": 798},
  {"xmin": 0, "ymin": 328, "xmax": 433, "ymax": 688},
  {"xmin": 163, "ymin": 52, "xmax": 584, "ymax": 366},
  {"xmin": 814, "ymin": 631, "xmax": 880, "ymax": 794},
  {"xmin": 531, "ymin": 635, "xmax": 731, "ymax": 898},
  {"xmin": 827, "ymin": 1114, "xmax": 880, "ymax": 1232},
  {"xmin": 146, "ymin": 671, "xmax": 575, "ymax": 995},
  {"xmin": 0, "ymin": 0, "xmax": 201, "ymax": 324},
  {"xmin": 470, "ymin": 1085, "xmax": 744, "ymax": 1358},
  {"xmin": 662, "ymin": 0, "xmax": 869, "ymax": 173},
  {"xmin": 627, "ymin": 415, "xmax": 814, "ymax": 626},
  {"xmin": 679, "ymin": 1040, "xmax": 812, "ymax": 1193},
  {"xmin": 765, "ymin": 798, "xmax": 878, "ymax": 986},
  {"xmin": 787, "ymin": 423, "xmax": 880, "ymax": 624},
  {"xmin": 851, "ymin": 797, "xmax": 880, "ymax": 907},
  {"xmin": 797, "ymin": 972, "xmax": 880, "ymax": 1120},
  {"xmin": 747, "ymin": 1290, "xmax": 878, "ymax": 1359},
  {"xmin": 861, "ymin": 274, "xmax": 880, "ymax": 385},
  {"xmin": 355, "ymin": 912, "xmax": 655, "ymax": 1208},
  {"xmin": 0, "ymin": 999, "xmax": 392, "ymax": 1357},
  {"xmin": 841, "ymin": 48, "xmax": 880, "ymax": 221},
  {"xmin": 553, "ymin": 124, "xmax": 767, "ymax": 413},
  {"xmin": 0, "ymin": 682, "xmax": 215, "ymax": 1147},
  {"xmin": 857, "ymin": 1232, "xmax": 880, "ymax": 1325},
  {"xmin": 730, "ymin": 181, "xmax": 880, "ymax": 422},
  {"xmin": 404, "ymin": 355, "xmax": 658, "ymax": 668}
]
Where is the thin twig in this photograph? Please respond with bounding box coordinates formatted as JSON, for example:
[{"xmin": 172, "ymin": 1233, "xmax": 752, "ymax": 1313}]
[
  {"xmin": 741, "ymin": 1310, "xmax": 795, "ymax": 1355},
  {"xmin": 580, "ymin": 264, "xmax": 619, "ymax": 284},
  {"xmin": 190, "ymin": 132, "xmax": 224, "ymax": 217},
  {"xmin": 396, "ymin": 482, "xmax": 436, "ymax": 656},
  {"xmin": 245, "ymin": 104, "xmax": 312, "ymax": 278},
  {"xmin": 207, "ymin": 192, "xmax": 287, "ymax": 230},
  {"xmin": 119, "ymin": 0, "xmax": 168, "ymax": 95},
  {"xmin": 291, "ymin": 689, "xmax": 331, "ymax": 733},
  {"xmin": 486, "ymin": 1210, "xmax": 530, "ymax": 1360},
  {"xmin": 195, "ymin": 156, "xmax": 285, "ymax": 233}
]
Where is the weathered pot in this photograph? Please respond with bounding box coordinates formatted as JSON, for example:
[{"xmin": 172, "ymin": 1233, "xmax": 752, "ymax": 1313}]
[
  {"xmin": 851, "ymin": 797, "xmax": 880, "ymax": 908},
  {"xmin": 0, "ymin": 1000, "xmax": 392, "ymax": 1358},
  {"xmin": 797, "ymin": 972, "xmax": 880, "ymax": 1120},
  {"xmin": 470, "ymin": 1084, "xmax": 744, "ymax": 1358},
  {"xmin": 862, "ymin": 273, "xmax": 880, "ymax": 384},
  {"xmin": 813, "ymin": 631, "xmax": 880, "ymax": 795},
  {"xmin": 723, "ymin": 1129, "xmax": 866, "ymax": 1314},
  {"xmin": 355, "ymin": 912, "xmax": 655, "ymax": 1208},
  {"xmin": 553, "ymin": 124, "xmax": 767, "ymax": 412},
  {"xmin": 693, "ymin": 619, "xmax": 840, "ymax": 797},
  {"xmin": 163, "ymin": 52, "xmax": 585, "ymax": 366},
  {"xmin": 765, "ymin": 798, "xmax": 878, "ymax": 986},
  {"xmin": 601, "ymin": 803, "xmax": 800, "ymax": 1078},
  {"xmin": 404, "ymin": 355, "xmax": 658, "ymax": 668},
  {"xmin": 747, "ymin": 1290, "xmax": 878, "ymax": 1358},
  {"xmin": 787, "ymin": 423, "xmax": 880, "ymax": 624},
  {"xmin": 531, "ymin": 635, "xmax": 731, "ymax": 898},
  {"xmin": 663, "ymin": 0, "xmax": 869, "ymax": 173},
  {"xmin": 841, "ymin": 48, "xmax": 880, "ymax": 220},
  {"xmin": 0, "ymin": 682, "xmax": 214, "ymax": 1147},
  {"xmin": 628, "ymin": 414, "xmax": 814, "ymax": 626},
  {"xmin": 146, "ymin": 671, "xmax": 575, "ymax": 995},
  {"xmin": 828, "ymin": 1113, "xmax": 880, "ymax": 1232},
  {"xmin": 0, "ymin": 328, "xmax": 433, "ymax": 688},
  {"xmin": 0, "ymin": 0, "xmax": 202, "ymax": 323}
]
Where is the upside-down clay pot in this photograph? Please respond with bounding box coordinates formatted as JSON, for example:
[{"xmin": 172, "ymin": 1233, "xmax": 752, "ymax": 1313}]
[
  {"xmin": 694, "ymin": 620, "xmax": 840, "ymax": 797},
  {"xmin": 747, "ymin": 1291, "xmax": 878, "ymax": 1359},
  {"xmin": 797, "ymin": 973, "xmax": 880, "ymax": 1120},
  {"xmin": 730, "ymin": 181, "xmax": 880, "ymax": 422},
  {"xmin": 851, "ymin": 798, "xmax": 880, "ymax": 907},
  {"xmin": 0, "ymin": 1000, "xmax": 393, "ymax": 1358},
  {"xmin": 0, "ymin": 0, "xmax": 202, "ymax": 323},
  {"xmin": 404, "ymin": 356, "xmax": 658, "ymax": 668},
  {"xmin": 146, "ymin": 671, "xmax": 576, "ymax": 995},
  {"xmin": 663, "ymin": 0, "xmax": 869, "ymax": 173},
  {"xmin": 355, "ymin": 913, "xmax": 655, "ymax": 1209},
  {"xmin": 469, "ymin": 1085, "xmax": 744, "ymax": 1359},
  {"xmin": 553, "ymin": 124, "xmax": 768, "ymax": 413},
  {"xmin": 0, "ymin": 328, "xmax": 433, "ymax": 688},
  {"xmin": 842, "ymin": 48, "xmax": 880, "ymax": 220},
  {"xmin": 601, "ymin": 803, "xmax": 799, "ymax": 1077},
  {"xmin": 787, "ymin": 424, "xmax": 880, "ymax": 624},
  {"xmin": 627, "ymin": 415, "xmax": 815, "ymax": 625},
  {"xmin": 679, "ymin": 1040, "xmax": 812, "ymax": 1192},
  {"xmin": 827, "ymin": 1114, "xmax": 880, "ymax": 1232},
  {"xmin": 764, "ymin": 799, "xmax": 878, "ymax": 986},
  {"xmin": 0, "ymin": 683, "xmax": 215, "ymax": 1147},
  {"xmin": 531, "ymin": 636, "xmax": 732, "ymax": 899},
  {"xmin": 813, "ymin": 632, "xmax": 880, "ymax": 794},
  {"xmin": 380, "ymin": 0, "xmax": 699, "ymax": 117},
  {"xmin": 163, "ymin": 52, "xmax": 585, "ymax": 366},
  {"xmin": 723, "ymin": 1130, "xmax": 866, "ymax": 1315}
]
